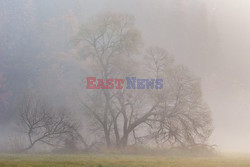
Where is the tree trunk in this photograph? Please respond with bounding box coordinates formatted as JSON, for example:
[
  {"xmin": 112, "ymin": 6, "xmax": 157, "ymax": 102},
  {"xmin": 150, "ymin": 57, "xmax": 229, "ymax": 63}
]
[
  {"xmin": 103, "ymin": 126, "xmax": 111, "ymax": 148},
  {"xmin": 120, "ymin": 133, "xmax": 129, "ymax": 148}
]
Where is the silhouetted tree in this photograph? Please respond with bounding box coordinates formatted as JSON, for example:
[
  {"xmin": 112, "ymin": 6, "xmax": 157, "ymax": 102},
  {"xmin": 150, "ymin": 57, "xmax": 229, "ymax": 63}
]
[
  {"xmin": 76, "ymin": 13, "xmax": 213, "ymax": 149},
  {"xmin": 17, "ymin": 93, "xmax": 80, "ymax": 152}
]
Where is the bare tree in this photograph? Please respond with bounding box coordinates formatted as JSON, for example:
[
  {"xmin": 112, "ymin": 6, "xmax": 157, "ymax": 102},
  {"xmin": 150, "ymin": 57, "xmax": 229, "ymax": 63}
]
[
  {"xmin": 76, "ymin": 12, "xmax": 213, "ymax": 149},
  {"xmin": 76, "ymin": 12, "xmax": 141, "ymax": 148},
  {"xmin": 16, "ymin": 94, "xmax": 80, "ymax": 152},
  {"xmin": 144, "ymin": 47, "xmax": 213, "ymax": 148}
]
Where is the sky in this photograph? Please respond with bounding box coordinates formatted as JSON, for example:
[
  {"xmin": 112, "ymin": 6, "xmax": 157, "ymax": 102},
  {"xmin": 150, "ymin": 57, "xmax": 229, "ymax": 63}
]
[{"xmin": 1, "ymin": 0, "xmax": 250, "ymax": 152}]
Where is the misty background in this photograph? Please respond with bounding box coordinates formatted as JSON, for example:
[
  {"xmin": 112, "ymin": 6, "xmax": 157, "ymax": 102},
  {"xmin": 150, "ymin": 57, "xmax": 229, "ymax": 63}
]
[{"xmin": 0, "ymin": 0, "xmax": 249, "ymax": 152}]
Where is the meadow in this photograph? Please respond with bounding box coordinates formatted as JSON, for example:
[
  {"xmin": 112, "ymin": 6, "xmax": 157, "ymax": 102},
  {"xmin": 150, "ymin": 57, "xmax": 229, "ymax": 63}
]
[{"xmin": 1, "ymin": 154, "xmax": 250, "ymax": 167}]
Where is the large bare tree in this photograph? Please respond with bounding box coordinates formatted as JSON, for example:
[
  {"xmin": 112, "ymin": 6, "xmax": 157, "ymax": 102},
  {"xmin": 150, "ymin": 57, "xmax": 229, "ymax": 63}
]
[{"xmin": 76, "ymin": 12, "xmax": 213, "ymax": 149}]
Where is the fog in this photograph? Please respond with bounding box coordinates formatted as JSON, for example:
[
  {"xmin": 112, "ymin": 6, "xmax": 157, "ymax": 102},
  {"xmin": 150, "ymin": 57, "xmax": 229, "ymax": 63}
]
[{"xmin": 1, "ymin": 0, "xmax": 250, "ymax": 153}]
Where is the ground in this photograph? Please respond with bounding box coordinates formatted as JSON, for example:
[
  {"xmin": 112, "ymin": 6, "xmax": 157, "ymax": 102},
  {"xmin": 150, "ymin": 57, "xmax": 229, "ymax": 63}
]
[{"xmin": 1, "ymin": 154, "xmax": 250, "ymax": 167}]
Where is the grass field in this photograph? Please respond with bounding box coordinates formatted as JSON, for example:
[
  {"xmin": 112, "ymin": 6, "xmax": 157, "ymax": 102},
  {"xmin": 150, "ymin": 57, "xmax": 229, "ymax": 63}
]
[{"xmin": 1, "ymin": 154, "xmax": 250, "ymax": 167}]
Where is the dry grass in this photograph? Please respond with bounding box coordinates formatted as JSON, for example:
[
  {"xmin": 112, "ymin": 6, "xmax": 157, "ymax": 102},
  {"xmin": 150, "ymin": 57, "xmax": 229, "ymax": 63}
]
[{"xmin": 0, "ymin": 154, "xmax": 250, "ymax": 167}]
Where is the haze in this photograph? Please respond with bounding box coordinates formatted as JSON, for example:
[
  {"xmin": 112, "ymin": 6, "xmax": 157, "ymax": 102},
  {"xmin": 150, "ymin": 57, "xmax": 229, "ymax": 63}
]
[{"xmin": 0, "ymin": 0, "xmax": 250, "ymax": 153}]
